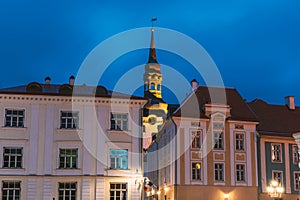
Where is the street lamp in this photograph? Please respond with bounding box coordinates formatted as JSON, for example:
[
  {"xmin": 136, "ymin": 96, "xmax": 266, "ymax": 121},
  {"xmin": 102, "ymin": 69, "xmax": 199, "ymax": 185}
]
[{"xmin": 266, "ymin": 180, "xmax": 284, "ymax": 198}]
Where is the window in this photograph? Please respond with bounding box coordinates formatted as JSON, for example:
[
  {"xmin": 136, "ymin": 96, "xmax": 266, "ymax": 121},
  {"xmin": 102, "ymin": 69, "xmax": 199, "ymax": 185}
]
[
  {"xmin": 5, "ymin": 109, "xmax": 24, "ymax": 128},
  {"xmin": 59, "ymin": 149, "xmax": 78, "ymax": 169},
  {"xmin": 235, "ymin": 132, "xmax": 245, "ymax": 151},
  {"xmin": 60, "ymin": 111, "xmax": 79, "ymax": 129},
  {"xmin": 157, "ymin": 84, "xmax": 161, "ymax": 91},
  {"xmin": 272, "ymin": 171, "xmax": 283, "ymax": 186},
  {"xmin": 293, "ymin": 145, "xmax": 299, "ymax": 164},
  {"xmin": 271, "ymin": 143, "xmax": 282, "ymax": 162},
  {"xmin": 214, "ymin": 163, "xmax": 224, "ymax": 181},
  {"xmin": 110, "ymin": 113, "xmax": 128, "ymax": 131},
  {"xmin": 110, "ymin": 150, "xmax": 128, "ymax": 169},
  {"xmin": 58, "ymin": 182, "xmax": 77, "ymax": 200},
  {"xmin": 214, "ymin": 132, "xmax": 224, "ymax": 150},
  {"xmin": 191, "ymin": 162, "xmax": 201, "ymax": 180},
  {"xmin": 150, "ymin": 83, "xmax": 155, "ymax": 90},
  {"xmin": 295, "ymin": 172, "xmax": 300, "ymax": 191},
  {"xmin": 236, "ymin": 164, "xmax": 246, "ymax": 182},
  {"xmin": 191, "ymin": 130, "xmax": 201, "ymax": 149},
  {"xmin": 2, "ymin": 181, "xmax": 21, "ymax": 200},
  {"xmin": 110, "ymin": 183, "xmax": 127, "ymax": 200},
  {"xmin": 3, "ymin": 147, "xmax": 22, "ymax": 168}
]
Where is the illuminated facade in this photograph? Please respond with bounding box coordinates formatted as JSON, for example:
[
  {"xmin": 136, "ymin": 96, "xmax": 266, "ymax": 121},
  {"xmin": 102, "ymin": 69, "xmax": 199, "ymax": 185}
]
[{"xmin": 0, "ymin": 78, "xmax": 146, "ymax": 199}]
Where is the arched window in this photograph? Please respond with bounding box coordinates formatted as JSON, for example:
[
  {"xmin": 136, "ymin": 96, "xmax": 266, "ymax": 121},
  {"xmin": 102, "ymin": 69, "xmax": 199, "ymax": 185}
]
[
  {"xmin": 157, "ymin": 84, "xmax": 161, "ymax": 91},
  {"xmin": 150, "ymin": 83, "xmax": 155, "ymax": 90}
]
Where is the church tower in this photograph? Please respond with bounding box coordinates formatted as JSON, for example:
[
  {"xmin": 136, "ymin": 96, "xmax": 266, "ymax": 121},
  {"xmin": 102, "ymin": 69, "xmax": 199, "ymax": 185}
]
[
  {"xmin": 143, "ymin": 28, "xmax": 162, "ymax": 99},
  {"xmin": 143, "ymin": 27, "xmax": 168, "ymax": 149}
]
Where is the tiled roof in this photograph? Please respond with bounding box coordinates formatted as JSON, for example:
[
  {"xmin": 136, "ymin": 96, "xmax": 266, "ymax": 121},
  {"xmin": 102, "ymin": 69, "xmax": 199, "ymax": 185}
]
[
  {"xmin": 0, "ymin": 83, "xmax": 146, "ymax": 100},
  {"xmin": 248, "ymin": 99, "xmax": 300, "ymax": 137},
  {"xmin": 173, "ymin": 86, "xmax": 258, "ymax": 122}
]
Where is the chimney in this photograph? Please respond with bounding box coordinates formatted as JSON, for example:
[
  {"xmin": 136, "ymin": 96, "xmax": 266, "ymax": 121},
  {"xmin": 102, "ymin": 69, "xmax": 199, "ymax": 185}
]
[
  {"xmin": 191, "ymin": 79, "xmax": 198, "ymax": 92},
  {"xmin": 45, "ymin": 76, "xmax": 51, "ymax": 85},
  {"xmin": 69, "ymin": 75, "xmax": 75, "ymax": 86},
  {"xmin": 285, "ymin": 96, "xmax": 295, "ymax": 110}
]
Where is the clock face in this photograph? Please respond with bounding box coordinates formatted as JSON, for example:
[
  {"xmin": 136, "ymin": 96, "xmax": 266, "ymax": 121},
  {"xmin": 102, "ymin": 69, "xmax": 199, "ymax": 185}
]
[{"xmin": 148, "ymin": 117, "xmax": 157, "ymax": 125}]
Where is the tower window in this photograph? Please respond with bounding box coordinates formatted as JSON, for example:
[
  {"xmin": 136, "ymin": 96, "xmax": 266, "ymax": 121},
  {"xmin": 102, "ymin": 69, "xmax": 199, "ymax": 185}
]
[
  {"xmin": 150, "ymin": 83, "xmax": 155, "ymax": 90},
  {"xmin": 144, "ymin": 84, "xmax": 148, "ymax": 91},
  {"xmin": 157, "ymin": 84, "xmax": 161, "ymax": 91}
]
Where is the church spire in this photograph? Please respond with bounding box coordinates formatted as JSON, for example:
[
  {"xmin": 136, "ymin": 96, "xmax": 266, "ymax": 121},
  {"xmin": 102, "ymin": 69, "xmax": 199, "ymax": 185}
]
[{"xmin": 148, "ymin": 26, "xmax": 158, "ymax": 63}]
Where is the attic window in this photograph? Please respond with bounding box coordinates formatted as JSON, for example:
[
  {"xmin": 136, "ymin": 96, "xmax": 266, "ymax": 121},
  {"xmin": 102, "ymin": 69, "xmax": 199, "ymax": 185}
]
[
  {"xmin": 235, "ymin": 124, "xmax": 244, "ymax": 130},
  {"xmin": 95, "ymin": 86, "xmax": 108, "ymax": 95},
  {"xmin": 59, "ymin": 84, "xmax": 73, "ymax": 95},
  {"xmin": 26, "ymin": 82, "xmax": 42, "ymax": 93}
]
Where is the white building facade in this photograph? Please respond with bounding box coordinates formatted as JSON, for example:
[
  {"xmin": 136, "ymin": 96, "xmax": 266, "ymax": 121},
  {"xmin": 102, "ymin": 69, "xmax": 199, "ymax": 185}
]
[{"xmin": 0, "ymin": 80, "xmax": 146, "ymax": 200}]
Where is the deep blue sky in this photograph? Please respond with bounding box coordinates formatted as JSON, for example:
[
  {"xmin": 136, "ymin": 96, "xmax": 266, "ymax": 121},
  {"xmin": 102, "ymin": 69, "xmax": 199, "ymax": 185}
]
[{"xmin": 0, "ymin": 0, "xmax": 299, "ymax": 105}]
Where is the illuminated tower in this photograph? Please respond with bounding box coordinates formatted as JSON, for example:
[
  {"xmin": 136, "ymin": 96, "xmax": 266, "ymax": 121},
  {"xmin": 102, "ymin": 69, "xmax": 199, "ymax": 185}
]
[{"xmin": 143, "ymin": 27, "xmax": 168, "ymax": 149}]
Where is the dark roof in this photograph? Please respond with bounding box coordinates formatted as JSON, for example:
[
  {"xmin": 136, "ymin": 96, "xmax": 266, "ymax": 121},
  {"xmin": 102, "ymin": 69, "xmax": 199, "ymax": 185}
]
[
  {"xmin": 248, "ymin": 99, "xmax": 300, "ymax": 137},
  {"xmin": 173, "ymin": 86, "xmax": 258, "ymax": 122},
  {"xmin": 0, "ymin": 83, "xmax": 146, "ymax": 100}
]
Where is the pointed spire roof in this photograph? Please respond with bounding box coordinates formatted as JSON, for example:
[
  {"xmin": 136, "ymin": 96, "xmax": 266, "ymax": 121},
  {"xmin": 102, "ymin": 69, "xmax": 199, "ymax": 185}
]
[{"xmin": 147, "ymin": 28, "xmax": 158, "ymax": 63}]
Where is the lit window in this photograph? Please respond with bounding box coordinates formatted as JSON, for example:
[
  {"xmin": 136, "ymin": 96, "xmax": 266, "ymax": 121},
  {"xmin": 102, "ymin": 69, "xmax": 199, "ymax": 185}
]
[
  {"xmin": 5, "ymin": 109, "xmax": 25, "ymax": 128},
  {"xmin": 214, "ymin": 132, "xmax": 224, "ymax": 150},
  {"xmin": 191, "ymin": 130, "xmax": 201, "ymax": 149},
  {"xmin": 110, "ymin": 150, "xmax": 128, "ymax": 169},
  {"xmin": 236, "ymin": 164, "xmax": 246, "ymax": 182},
  {"xmin": 2, "ymin": 181, "xmax": 21, "ymax": 200},
  {"xmin": 293, "ymin": 145, "xmax": 299, "ymax": 164},
  {"xmin": 295, "ymin": 172, "xmax": 300, "ymax": 191},
  {"xmin": 272, "ymin": 171, "xmax": 283, "ymax": 186},
  {"xmin": 59, "ymin": 149, "xmax": 78, "ymax": 169},
  {"xmin": 3, "ymin": 147, "xmax": 22, "ymax": 168},
  {"xmin": 60, "ymin": 111, "xmax": 79, "ymax": 129},
  {"xmin": 110, "ymin": 183, "xmax": 127, "ymax": 200},
  {"xmin": 214, "ymin": 163, "xmax": 224, "ymax": 181},
  {"xmin": 235, "ymin": 132, "xmax": 245, "ymax": 151},
  {"xmin": 271, "ymin": 144, "xmax": 282, "ymax": 162},
  {"xmin": 110, "ymin": 113, "xmax": 128, "ymax": 131},
  {"xmin": 191, "ymin": 162, "xmax": 201, "ymax": 180},
  {"xmin": 58, "ymin": 182, "xmax": 77, "ymax": 200}
]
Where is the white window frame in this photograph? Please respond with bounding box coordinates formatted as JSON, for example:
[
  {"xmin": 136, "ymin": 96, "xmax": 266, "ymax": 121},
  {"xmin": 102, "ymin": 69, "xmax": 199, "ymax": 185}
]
[
  {"xmin": 110, "ymin": 113, "xmax": 128, "ymax": 131},
  {"xmin": 191, "ymin": 162, "xmax": 202, "ymax": 181},
  {"xmin": 110, "ymin": 183, "xmax": 127, "ymax": 200},
  {"xmin": 60, "ymin": 111, "xmax": 79, "ymax": 129},
  {"xmin": 109, "ymin": 149, "xmax": 128, "ymax": 170},
  {"xmin": 2, "ymin": 181, "xmax": 21, "ymax": 200},
  {"xmin": 236, "ymin": 164, "xmax": 246, "ymax": 182},
  {"xmin": 272, "ymin": 170, "xmax": 284, "ymax": 186},
  {"xmin": 4, "ymin": 108, "xmax": 25, "ymax": 128},
  {"xmin": 191, "ymin": 130, "xmax": 202, "ymax": 149},
  {"xmin": 2, "ymin": 147, "xmax": 23, "ymax": 168},
  {"xmin": 58, "ymin": 182, "xmax": 77, "ymax": 200},
  {"xmin": 58, "ymin": 148, "xmax": 78, "ymax": 169},
  {"xmin": 294, "ymin": 172, "xmax": 300, "ymax": 191},
  {"xmin": 235, "ymin": 132, "xmax": 245, "ymax": 151},
  {"xmin": 271, "ymin": 143, "xmax": 282, "ymax": 163},
  {"xmin": 214, "ymin": 163, "xmax": 224, "ymax": 182},
  {"xmin": 211, "ymin": 113, "xmax": 225, "ymax": 151}
]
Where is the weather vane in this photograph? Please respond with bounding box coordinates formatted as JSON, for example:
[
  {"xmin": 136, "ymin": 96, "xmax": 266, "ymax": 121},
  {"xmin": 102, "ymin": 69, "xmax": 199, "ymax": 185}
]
[{"xmin": 151, "ymin": 17, "xmax": 157, "ymax": 28}]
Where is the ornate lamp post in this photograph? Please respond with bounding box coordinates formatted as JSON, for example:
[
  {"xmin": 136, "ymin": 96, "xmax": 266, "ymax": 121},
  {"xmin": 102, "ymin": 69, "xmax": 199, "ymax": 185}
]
[{"xmin": 266, "ymin": 180, "xmax": 284, "ymax": 198}]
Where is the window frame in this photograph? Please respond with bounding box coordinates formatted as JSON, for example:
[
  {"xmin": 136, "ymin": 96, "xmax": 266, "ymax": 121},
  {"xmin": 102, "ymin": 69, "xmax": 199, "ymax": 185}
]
[
  {"xmin": 292, "ymin": 145, "xmax": 299, "ymax": 164},
  {"xmin": 60, "ymin": 111, "xmax": 79, "ymax": 129},
  {"xmin": 191, "ymin": 130, "xmax": 202, "ymax": 149},
  {"xmin": 271, "ymin": 143, "xmax": 282, "ymax": 163},
  {"xmin": 191, "ymin": 162, "xmax": 202, "ymax": 181},
  {"xmin": 214, "ymin": 163, "xmax": 224, "ymax": 182},
  {"xmin": 236, "ymin": 164, "xmax": 246, "ymax": 182},
  {"xmin": 58, "ymin": 182, "xmax": 77, "ymax": 200},
  {"xmin": 3, "ymin": 147, "xmax": 23, "ymax": 168},
  {"xmin": 110, "ymin": 113, "xmax": 128, "ymax": 131},
  {"xmin": 58, "ymin": 148, "xmax": 78, "ymax": 169},
  {"xmin": 109, "ymin": 149, "xmax": 128, "ymax": 170},
  {"xmin": 2, "ymin": 181, "xmax": 21, "ymax": 200},
  {"xmin": 272, "ymin": 170, "xmax": 284, "ymax": 186},
  {"xmin": 110, "ymin": 183, "xmax": 127, "ymax": 200},
  {"xmin": 235, "ymin": 132, "xmax": 245, "ymax": 151},
  {"xmin": 294, "ymin": 172, "xmax": 300, "ymax": 191},
  {"xmin": 4, "ymin": 108, "xmax": 25, "ymax": 128},
  {"xmin": 213, "ymin": 131, "xmax": 224, "ymax": 150}
]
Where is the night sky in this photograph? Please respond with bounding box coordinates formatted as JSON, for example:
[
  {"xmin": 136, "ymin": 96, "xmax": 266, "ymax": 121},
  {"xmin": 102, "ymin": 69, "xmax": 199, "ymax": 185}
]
[{"xmin": 0, "ymin": 0, "xmax": 299, "ymax": 105}]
